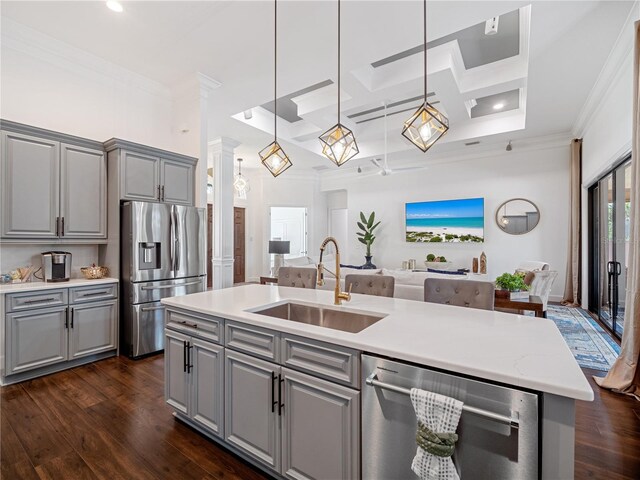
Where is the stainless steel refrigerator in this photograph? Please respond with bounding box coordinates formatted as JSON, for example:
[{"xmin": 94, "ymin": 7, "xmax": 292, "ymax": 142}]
[{"xmin": 121, "ymin": 201, "xmax": 206, "ymax": 358}]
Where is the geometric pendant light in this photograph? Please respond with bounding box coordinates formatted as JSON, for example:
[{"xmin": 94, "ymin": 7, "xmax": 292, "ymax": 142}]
[
  {"xmin": 402, "ymin": 0, "xmax": 449, "ymax": 153},
  {"xmin": 259, "ymin": 0, "xmax": 293, "ymax": 177},
  {"xmin": 318, "ymin": 0, "xmax": 359, "ymax": 166}
]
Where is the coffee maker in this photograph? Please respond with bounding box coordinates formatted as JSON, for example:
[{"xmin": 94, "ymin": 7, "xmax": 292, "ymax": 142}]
[{"xmin": 41, "ymin": 251, "xmax": 72, "ymax": 282}]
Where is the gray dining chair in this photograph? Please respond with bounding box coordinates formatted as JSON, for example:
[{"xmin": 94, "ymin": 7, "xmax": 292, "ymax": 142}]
[
  {"xmin": 345, "ymin": 274, "xmax": 395, "ymax": 298},
  {"xmin": 424, "ymin": 278, "xmax": 495, "ymax": 311},
  {"xmin": 277, "ymin": 267, "xmax": 317, "ymax": 289}
]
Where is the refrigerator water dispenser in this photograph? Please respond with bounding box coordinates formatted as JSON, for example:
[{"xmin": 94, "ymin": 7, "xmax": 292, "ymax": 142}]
[{"xmin": 139, "ymin": 242, "xmax": 161, "ymax": 270}]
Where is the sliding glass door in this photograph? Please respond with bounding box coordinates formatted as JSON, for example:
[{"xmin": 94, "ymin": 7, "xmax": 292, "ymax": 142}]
[{"xmin": 589, "ymin": 157, "xmax": 631, "ymax": 339}]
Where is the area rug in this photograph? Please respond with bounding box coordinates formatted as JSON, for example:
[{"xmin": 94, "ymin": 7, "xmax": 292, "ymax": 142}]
[{"xmin": 545, "ymin": 305, "xmax": 620, "ymax": 372}]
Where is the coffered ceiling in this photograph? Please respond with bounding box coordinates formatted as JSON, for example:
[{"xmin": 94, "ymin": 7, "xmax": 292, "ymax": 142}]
[{"xmin": 1, "ymin": 1, "xmax": 636, "ymax": 172}]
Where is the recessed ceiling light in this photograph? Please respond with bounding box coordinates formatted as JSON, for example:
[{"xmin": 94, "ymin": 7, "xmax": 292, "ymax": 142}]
[
  {"xmin": 106, "ymin": 1, "xmax": 123, "ymax": 13},
  {"xmin": 493, "ymin": 102, "xmax": 505, "ymax": 110}
]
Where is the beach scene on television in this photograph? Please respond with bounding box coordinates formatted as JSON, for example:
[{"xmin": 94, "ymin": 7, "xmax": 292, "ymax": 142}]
[{"xmin": 406, "ymin": 197, "xmax": 484, "ymax": 243}]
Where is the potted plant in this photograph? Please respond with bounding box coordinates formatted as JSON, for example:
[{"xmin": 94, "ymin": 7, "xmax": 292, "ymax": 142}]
[
  {"xmin": 357, "ymin": 211, "xmax": 380, "ymax": 269},
  {"xmin": 495, "ymin": 272, "xmax": 530, "ymax": 300},
  {"xmin": 425, "ymin": 254, "xmax": 452, "ymax": 270}
]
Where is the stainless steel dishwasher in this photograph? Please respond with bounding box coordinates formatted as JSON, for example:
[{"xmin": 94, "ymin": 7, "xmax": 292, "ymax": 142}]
[{"xmin": 362, "ymin": 354, "xmax": 539, "ymax": 479}]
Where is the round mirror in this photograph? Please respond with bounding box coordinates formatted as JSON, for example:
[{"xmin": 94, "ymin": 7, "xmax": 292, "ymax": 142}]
[{"xmin": 495, "ymin": 198, "xmax": 540, "ymax": 235}]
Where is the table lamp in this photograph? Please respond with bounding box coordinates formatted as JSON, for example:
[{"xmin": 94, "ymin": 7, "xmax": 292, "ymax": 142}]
[{"xmin": 269, "ymin": 240, "xmax": 290, "ymax": 277}]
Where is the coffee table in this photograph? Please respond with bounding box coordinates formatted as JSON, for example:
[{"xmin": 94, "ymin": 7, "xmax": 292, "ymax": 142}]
[
  {"xmin": 494, "ymin": 294, "xmax": 546, "ymax": 318},
  {"xmin": 259, "ymin": 276, "xmax": 278, "ymax": 285}
]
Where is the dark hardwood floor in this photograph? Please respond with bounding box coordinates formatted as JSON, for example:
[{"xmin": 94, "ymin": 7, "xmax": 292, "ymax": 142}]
[{"xmin": 1, "ymin": 356, "xmax": 639, "ymax": 479}]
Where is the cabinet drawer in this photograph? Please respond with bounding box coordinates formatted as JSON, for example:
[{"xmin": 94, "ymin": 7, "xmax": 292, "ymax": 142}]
[
  {"xmin": 225, "ymin": 321, "xmax": 279, "ymax": 362},
  {"xmin": 282, "ymin": 335, "xmax": 360, "ymax": 388},
  {"xmin": 6, "ymin": 289, "xmax": 68, "ymax": 312},
  {"xmin": 166, "ymin": 308, "xmax": 222, "ymax": 344},
  {"xmin": 70, "ymin": 283, "xmax": 117, "ymax": 304}
]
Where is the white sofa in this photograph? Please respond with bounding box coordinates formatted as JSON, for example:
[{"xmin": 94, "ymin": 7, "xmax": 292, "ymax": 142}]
[{"xmin": 282, "ymin": 256, "xmax": 487, "ymax": 301}]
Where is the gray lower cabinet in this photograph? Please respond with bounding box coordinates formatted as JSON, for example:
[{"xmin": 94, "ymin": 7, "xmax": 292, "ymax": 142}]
[
  {"xmin": 1, "ymin": 130, "xmax": 60, "ymax": 238},
  {"xmin": 60, "ymin": 143, "xmax": 107, "ymax": 238},
  {"xmin": 281, "ymin": 368, "xmax": 360, "ymax": 480},
  {"xmin": 6, "ymin": 306, "xmax": 68, "ymax": 375},
  {"xmin": 224, "ymin": 349, "xmax": 281, "ymax": 471},
  {"xmin": 224, "ymin": 349, "xmax": 360, "ymax": 480},
  {"xmin": 69, "ymin": 300, "xmax": 117, "ymax": 359},
  {"xmin": 165, "ymin": 330, "xmax": 224, "ymax": 436}
]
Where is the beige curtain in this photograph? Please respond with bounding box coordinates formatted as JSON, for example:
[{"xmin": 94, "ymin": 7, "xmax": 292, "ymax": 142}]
[
  {"xmin": 562, "ymin": 139, "xmax": 582, "ymax": 306},
  {"xmin": 595, "ymin": 21, "xmax": 640, "ymax": 400}
]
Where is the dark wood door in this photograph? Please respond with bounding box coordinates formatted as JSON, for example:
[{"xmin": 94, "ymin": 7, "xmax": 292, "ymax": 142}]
[
  {"xmin": 207, "ymin": 204, "xmax": 213, "ymax": 288},
  {"xmin": 233, "ymin": 207, "xmax": 245, "ymax": 284}
]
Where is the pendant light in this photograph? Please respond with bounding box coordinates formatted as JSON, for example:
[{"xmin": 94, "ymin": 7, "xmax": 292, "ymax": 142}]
[
  {"xmin": 259, "ymin": 0, "xmax": 293, "ymax": 177},
  {"xmin": 318, "ymin": 0, "xmax": 358, "ymax": 166},
  {"xmin": 234, "ymin": 158, "xmax": 250, "ymax": 196},
  {"xmin": 401, "ymin": 0, "xmax": 449, "ymax": 152}
]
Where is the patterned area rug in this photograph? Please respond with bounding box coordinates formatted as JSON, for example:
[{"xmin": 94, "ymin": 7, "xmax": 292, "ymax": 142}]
[{"xmin": 546, "ymin": 305, "xmax": 620, "ymax": 372}]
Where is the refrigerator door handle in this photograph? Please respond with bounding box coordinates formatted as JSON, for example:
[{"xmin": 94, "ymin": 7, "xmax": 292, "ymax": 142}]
[
  {"xmin": 169, "ymin": 206, "xmax": 175, "ymax": 273},
  {"xmin": 140, "ymin": 280, "xmax": 203, "ymax": 291},
  {"xmin": 174, "ymin": 208, "xmax": 181, "ymax": 273}
]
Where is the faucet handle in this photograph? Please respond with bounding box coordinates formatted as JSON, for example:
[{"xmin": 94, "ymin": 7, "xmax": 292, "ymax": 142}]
[{"xmin": 339, "ymin": 282, "xmax": 352, "ymax": 303}]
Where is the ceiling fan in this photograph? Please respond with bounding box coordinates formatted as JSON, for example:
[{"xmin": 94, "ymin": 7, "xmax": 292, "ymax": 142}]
[{"xmin": 368, "ymin": 101, "xmax": 428, "ymax": 177}]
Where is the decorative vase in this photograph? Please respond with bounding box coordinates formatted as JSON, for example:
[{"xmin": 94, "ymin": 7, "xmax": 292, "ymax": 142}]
[
  {"xmin": 363, "ymin": 255, "xmax": 377, "ymax": 269},
  {"xmin": 479, "ymin": 252, "xmax": 487, "ymax": 274},
  {"xmin": 472, "ymin": 258, "xmax": 479, "ymax": 273}
]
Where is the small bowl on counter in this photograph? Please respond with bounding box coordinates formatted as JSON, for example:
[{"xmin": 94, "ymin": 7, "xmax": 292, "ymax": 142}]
[{"xmin": 80, "ymin": 266, "xmax": 109, "ymax": 280}]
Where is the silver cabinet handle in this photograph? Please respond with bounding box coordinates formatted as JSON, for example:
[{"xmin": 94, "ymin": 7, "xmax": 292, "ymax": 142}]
[
  {"xmin": 81, "ymin": 291, "xmax": 109, "ymax": 297},
  {"xmin": 55, "ymin": 217, "xmax": 60, "ymax": 237},
  {"xmin": 140, "ymin": 305, "xmax": 166, "ymax": 312},
  {"xmin": 70, "ymin": 307, "xmax": 74, "ymax": 328},
  {"xmin": 161, "ymin": 185, "xmax": 165, "ymax": 202},
  {"xmin": 157, "ymin": 185, "xmax": 161, "ymax": 201},
  {"xmin": 178, "ymin": 320, "xmax": 198, "ymax": 328},
  {"xmin": 140, "ymin": 280, "xmax": 201, "ymax": 291},
  {"xmin": 61, "ymin": 217, "xmax": 65, "ymax": 236},
  {"xmin": 24, "ymin": 297, "xmax": 56, "ymax": 304}
]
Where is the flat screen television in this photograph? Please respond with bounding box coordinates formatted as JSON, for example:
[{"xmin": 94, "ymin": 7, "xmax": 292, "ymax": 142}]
[{"xmin": 405, "ymin": 197, "xmax": 484, "ymax": 243}]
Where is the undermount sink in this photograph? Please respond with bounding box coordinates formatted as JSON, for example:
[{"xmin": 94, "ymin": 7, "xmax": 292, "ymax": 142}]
[{"xmin": 250, "ymin": 302, "xmax": 387, "ymax": 333}]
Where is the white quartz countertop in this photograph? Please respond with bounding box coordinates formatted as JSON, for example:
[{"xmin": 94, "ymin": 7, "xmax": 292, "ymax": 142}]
[
  {"xmin": 0, "ymin": 277, "xmax": 119, "ymax": 294},
  {"xmin": 162, "ymin": 284, "xmax": 594, "ymax": 401}
]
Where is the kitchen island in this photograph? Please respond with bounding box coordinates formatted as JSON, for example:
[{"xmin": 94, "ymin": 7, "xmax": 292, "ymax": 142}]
[{"xmin": 162, "ymin": 284, "xmax": 592, "ymax": 480}]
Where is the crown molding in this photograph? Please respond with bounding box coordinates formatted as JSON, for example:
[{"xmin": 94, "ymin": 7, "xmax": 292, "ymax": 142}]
[
  {"xmin": 1, "ymin": 17, "xmax": 172, "ymax": 101},
  {"xmin": 104, "ymin": 138, "xmax": 197, "ymax": 164},
  {"xmin": 319, "ymin": 131, "xmax": 572, "ymax": 184},
  {"xmin": 572, "ymin": 2, "xmax": 638, "ymax": 137}
]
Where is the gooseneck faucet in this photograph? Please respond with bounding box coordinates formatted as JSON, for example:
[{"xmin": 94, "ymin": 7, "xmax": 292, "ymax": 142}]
[{"xmin": 317, "ymin": 236, "xmax": 352, "ymax": 305}]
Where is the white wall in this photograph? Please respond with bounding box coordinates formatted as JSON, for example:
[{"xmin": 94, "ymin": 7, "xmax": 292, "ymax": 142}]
[
  {"xmin": 322, "ymin": 144, "xmax": 571, "ymax": 300},
  {"xmin": 1, "ymin": 19, "xmax": 179, "ymax": 151},
  {"xmin": 578, "ymin": 7, "xmax": 637, "ymax": 308},
  {"xmin": 241, "ymin": 169, "xmax": 327, "ymax": 281}
]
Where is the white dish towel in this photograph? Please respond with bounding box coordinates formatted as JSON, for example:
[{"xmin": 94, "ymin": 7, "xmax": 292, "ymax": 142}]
[{"xmin": 410, "ymin": 388, "xmax": 464, "ymax": 480}]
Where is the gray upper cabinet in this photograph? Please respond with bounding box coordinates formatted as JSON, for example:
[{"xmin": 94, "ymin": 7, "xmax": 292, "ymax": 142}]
[
  {"xmin": 281, "ymin": 368, "xmax": 360, "ymax": 480},
  {"xmin": 1, "ymin": 122, "xmax": 107, "ymax": 240},
  {"xmin": 68, "ymin": 300, "xmax": 117, "ymax": 360},
  {"xmin": 1, "ymin": 131, "xmax": 60, "ymax": 238},
  {"xmin": 6, "ymin": 306, "xmax": 68, "ymax": 375},
  {"xmin": 105, "ymin": 139, "xmax": 197, "ymax": 206},
  {"xmin": 120, "ymin": 150, "xmax": 161, "ymax": 202},
  {"xmin": 60, "ymin": 143, "xmax": 107, "ymax": 238},
  {"xmin": 161, "ymin": 158, "xmax": 194, "ymax": 205},
  {"xmin": 225, "ymin": 349, "xmax": 281, "ymax": 472}
]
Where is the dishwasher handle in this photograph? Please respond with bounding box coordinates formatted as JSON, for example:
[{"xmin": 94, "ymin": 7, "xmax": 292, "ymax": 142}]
[{"xmin": 365, "ymin": 372, "xmax": 520, "ymax": 429}]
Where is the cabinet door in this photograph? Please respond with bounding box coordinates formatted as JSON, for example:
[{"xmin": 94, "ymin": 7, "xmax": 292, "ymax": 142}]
[
  {"xmin": 160, "ymin": 158, "xmax": 193, "ymax": 205},
  {"xmin": 6, "ymin": 306, "xmax": 68, "ymax": 375},
  {"xmin": 60, "ymin": 144, "xmax": 106, "ymax": 238},
  {"xmin": 68, "ymin": 300, "xmax": 117, "ymax": 360},
  {"xmin": 1, "ymin": 131, "xmax": 59, "ymax": 238},
  {"xmin": 165, "ymin": 329, "xmax": 189, "ymax": 415},
  {"xmin": 120, "ymin": 150, "xmax": 160, "ymax": 202},
  {"xmin": 281, "ymin": 368, "xmax": 360, "ymax": 480},
  {"xmin": 225, "ymin": 349, "xmax": 280, "ymax": 471},
  {"xmin": 191, "ymin": 338, "xmax": 224, "ymax": 436}
]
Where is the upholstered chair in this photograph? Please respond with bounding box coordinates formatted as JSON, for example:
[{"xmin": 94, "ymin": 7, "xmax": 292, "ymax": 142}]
[
  {"xmin": 345, "ymin": 274, "xmax": 395, "ymax": 298},
  {"xmin": 424, "ymin": 278, "xmax": 495, "ymax": 311},
  {"xmin": 277, "ymin": 267, "xmax": 317, "ymax": 289},
  {"xmin": 528, "ymin": 270, "xmax": 558, "ymax": 312}
]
